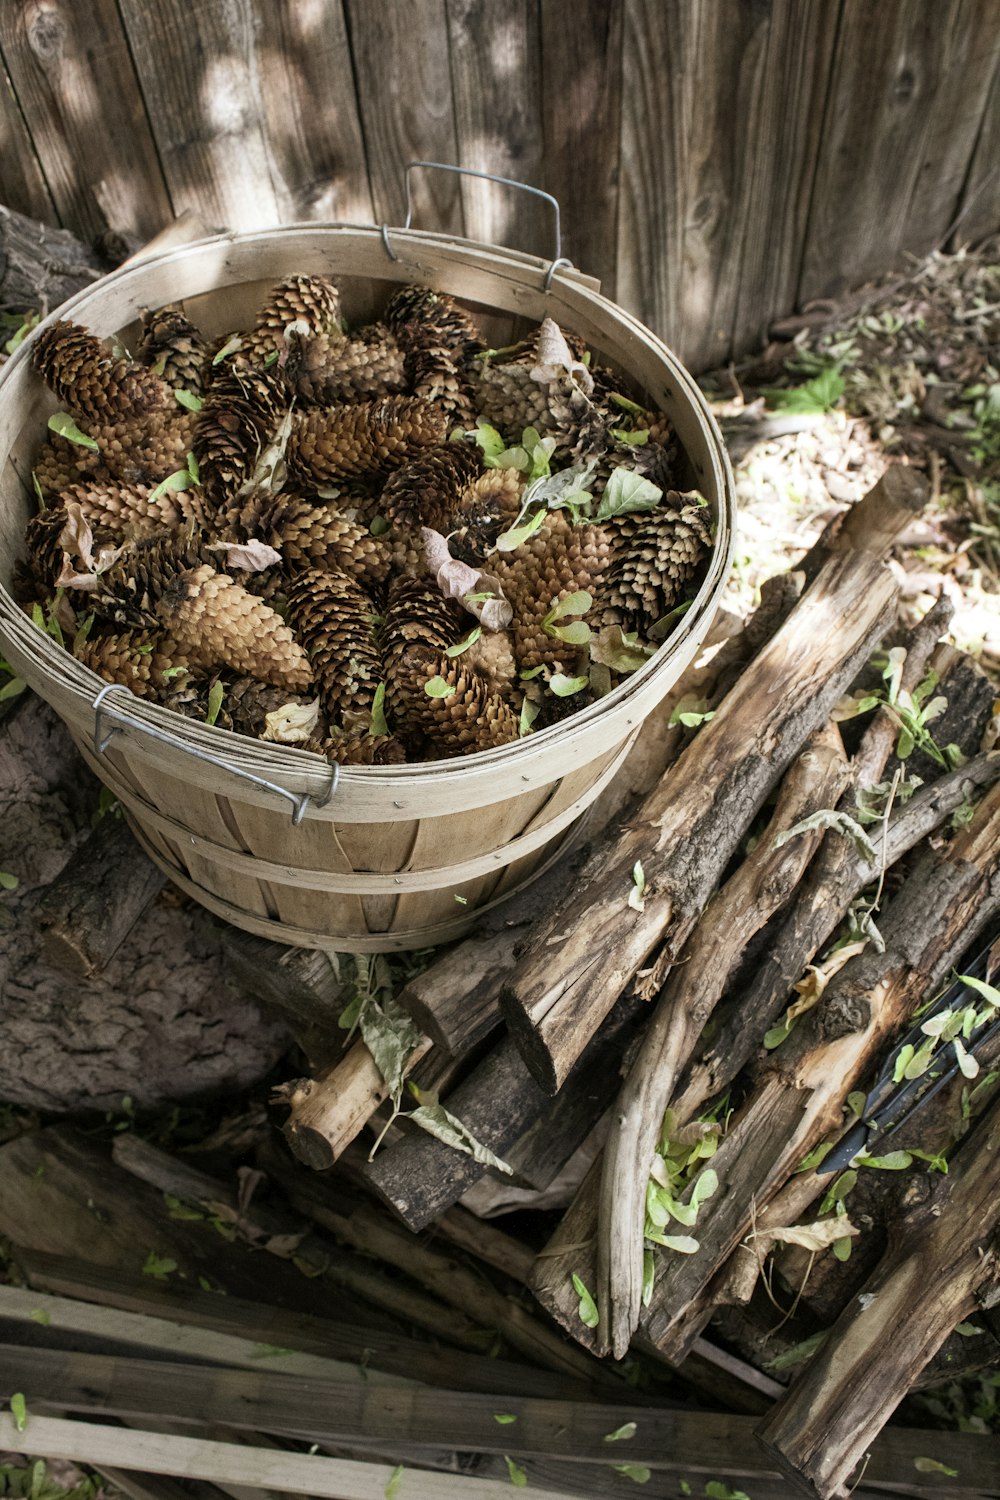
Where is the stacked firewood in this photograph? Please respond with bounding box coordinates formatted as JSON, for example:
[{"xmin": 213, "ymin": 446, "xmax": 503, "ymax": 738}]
[{"xmin": 259, "ymin": 464, "xmax": 1000, "ymax": 1498}]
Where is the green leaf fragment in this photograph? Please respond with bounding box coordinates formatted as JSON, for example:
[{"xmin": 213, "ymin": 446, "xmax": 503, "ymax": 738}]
[
  {"xmin": 174, "ymin": 388, "xmax": 204, "ymax": 412},
  {"xmin": 370, "ymin": 681, "xmax": 389, "ymax": 736},
  {"xmin": 858, "ymin": 1149, "xmax": 913, "ymax": 1171},
  {"xmin": 596, "ymin": 468, "xmax": 662, "ymax": 520},
  {"xmin": 0, "ymin": 871, "xmax": 20, "ymax": 891},
  {"xmin": 603, "ymin": 1422, "xmax": 638, "ymax": 1442},
  {"xmin": 914, "ymin": 1457, "xmax": 959, "ymax": 1476},
  {"xmin": 28, "ymin": 1309, "xmax": 51, "ymax": 1325},
  {"xmin": 704, "ymin": 1484, "xmax": 750, "ymax": 1500},
  {"xmin": 205, "ymin": 679, "xmax": 225, "ymax": 726},
  {"xmin": 385, "ymin": 1463, "xmax": 405, "ymax": 1498},
  {"xmin": 571, "ymin": 1272, "xmax": 600, "ymax": 1328},
  {"xmin": 424, "ymin": 675, "xmax": 456, "ymax": 699},
  {"xmin": 493, "ymin": 1414, "xmax": 518, "ymax": 1425},
  {"xmin": 445, "ymin": 625, "xmax": 482, "ymax": 658},
  {"xmin": 370, "ymin": 514, "xmax": 390, "ymax": 536},
  {"xmin": 549, "ymin": 672, "xmax": 589, "ymax": 696},
  {"xmin": 142, "ymin": 1252, "xmax": 177, "ymax": 1280},
  {"xmin": 10, "ymin": 1392, "xmax": 27, "ymax": 1432},
  {"xmin": 0, "ymin": 676, "xmax": 27, "ymax": 702},
  {"xmin": 149, "ymin": 467, "xmax": 196, "ymax": 504},
  {"xmin": 496, "ymin": 508, "xmax": 546, "ymax": 551},
  {"xmin": 832, "ymin": 1235, "xmax": 853, "ymax": 1261},
  {"xmin": 955, "ymin": 1322, "xmax": 984, "ymax": 1336},
  {"xmin": 613, "ymin": 1464, "xmax": 651, "ymax": 1483},
  {"xmin": 519, "ymin": 696, "xmax": 540, "ymax": 736},
  {"xmin": 504, "ymin": 1455, "xmax": 528, "ymax": 1487},
  {"xmin": 641, "ymin": 1248, "xmax": 655, "ymax": 1307},
  {"xmin": 212, "ymin": 333, "xmax": 243, "ymax": 365},
  {"xmin": 48, "ymin": 411, "xmax": 99, "ymax": 450}
]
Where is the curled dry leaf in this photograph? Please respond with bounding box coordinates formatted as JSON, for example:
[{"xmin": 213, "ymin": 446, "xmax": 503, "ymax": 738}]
[
  {"xmin": 261, "ymin": 697, "xmax": 322, "ymax": 743},
  {"xmin": 530, "ymin": 316, "xmax": 594, "ymax": 392},
  {"xmin": 422, "ymin": 526, "xmax": 513, "ymax": 630},
  {"xmin": 768, "ymin": 1217, "xmax": 861, "ymax": 1253},
  {"xmin": 787, "ymin": 939, "xmax": 869, "ymax": 1023},
  {"xmin": 208, "ymin": 539, "xmax": 284, "ymax": 573},
  {"xmin": 54, "ymin": 500, "xmax": 123, "ymax": 589}
]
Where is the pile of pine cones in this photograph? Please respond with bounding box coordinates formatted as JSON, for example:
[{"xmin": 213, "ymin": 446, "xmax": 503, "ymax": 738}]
[{"xmin": 15, "ymin": 276, "xmax": 713, "ymax": 765}]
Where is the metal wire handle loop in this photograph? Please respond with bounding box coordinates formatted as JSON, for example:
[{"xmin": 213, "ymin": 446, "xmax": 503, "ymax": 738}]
[
  {"xmin": 380, "ymin": 161, "xmax": 572, "ymax": 287},
  {"xmin": 91, "ymin": 682, "xmax": 338, "ymax": 826}
]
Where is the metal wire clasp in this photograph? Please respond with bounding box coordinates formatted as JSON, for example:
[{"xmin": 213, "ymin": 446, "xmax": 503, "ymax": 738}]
[
  {"xmin": 380, "ymin": 160, "xmax": 574, "ymax": 290},
  {"xmin": 91, "ymin": 682, "xmax": 338, "ymax": 825}
]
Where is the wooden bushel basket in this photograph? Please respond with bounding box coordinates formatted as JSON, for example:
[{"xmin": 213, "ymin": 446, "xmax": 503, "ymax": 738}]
[{"xmin": 0, "ymin": 223, "xmax": 736, "ymax": 952}]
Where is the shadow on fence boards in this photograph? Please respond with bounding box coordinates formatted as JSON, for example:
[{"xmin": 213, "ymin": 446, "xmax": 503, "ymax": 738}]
[{"xmin": 0, "ymin": 0, "xmax": 997, "ymax": 370}]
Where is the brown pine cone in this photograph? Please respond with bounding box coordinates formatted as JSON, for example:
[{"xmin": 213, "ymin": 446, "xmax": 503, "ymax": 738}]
[
  {"xmin": 61, "ymin": 479, "xmax": 202, "ymax": 542},
  {"xmin": 405, "ymin": 343, "xmax": 476, "ymax": 427},
  {"xmin": 33, "ymin": 436, "xmax": 85, "ymax": 500},
  {"xmin": 286, "ymin": 398, "xmax": 449, "ymax": 484},
  {"xmin": 137, "ymin": 304, "xmax": 211, "ymax": 393},
  {"xmin": 300, "ymin": 731, "xmax": 407, "ymax": 766},
  {"xmin": 285, "ymin": 566, "xmax": 381, "ymax": 726},
  {"xmin": 74, "ymin": 628, "xmax": 191, "ymax": 700},
  {"xmin": 22, "ymin": 505, "xmax": 87, "ymax": 595},
  {"xmin": 449, "ymin": 466, "xmax": 524, "ymax": 564},
  {"xmin": 383, "ymin": 286, "xmax": 484, "ymax": 359},
  {"xmin": 462, "ymin": 629, "xmax": 518, "ymax": 699},
  {"xmin": 33, "ymin": 320, "xmax": 173, "ymax": 423},
  {"xmin": 231, "ymin": 491, "xmax": 390, "ymax": 589},
  {"xmin": 157, "ymin": 562, "xmax": 312, "ymax": 690},
  {"xmin": 591, "ymin": 437, "xmax": 681, "ymax": 499},
  {"xmin": 91, "ymin": 531, "xmax": 210, "ymax": 630},
  {"xmin": 76, "ymin": 409, "xmax": 199, "ymax": 489},
  {"xmin": 493, "ymin": 510, "xmax": 612, "ymax": 673},
  {"xmin": 193, "ymin": 359, "xmax": 292, "ymax": 507},
  {"xmin": 255, "ymin": 275, "xmax": 343, "ymax": 339},
  {"xmin": 387, "ymin": 644, "xmax": 519, "ymax": 757},
  {"xmin": 594, "ymin": 495, "xmax": 713, "ymax": 632},
  {"xmin": 380, "ymin": 574, "xmax": 466, "ymax": 661},
  {"xmin": 296, "ymin": 324, "xmax": 407, "ymax": 405},
  {"xmin": 379, "ymin": 444, "xmax": 483, "ymax": 533},
  {"xmin": 223, "ymin": 675, "xmax": 319, "ymax": 739}
]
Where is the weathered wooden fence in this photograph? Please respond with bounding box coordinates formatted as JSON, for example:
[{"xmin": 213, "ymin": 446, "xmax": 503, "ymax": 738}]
[{"xmin": 0, "ymin": 0, "xmax": 997, "ymax": 371}]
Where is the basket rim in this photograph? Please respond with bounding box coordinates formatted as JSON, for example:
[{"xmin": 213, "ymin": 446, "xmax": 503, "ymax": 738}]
[{"xmin": 0, "ymin": 222, "xmax": 736, "ymax": 804}]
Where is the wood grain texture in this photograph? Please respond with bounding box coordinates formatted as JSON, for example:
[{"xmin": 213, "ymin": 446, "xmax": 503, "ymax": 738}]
[
  {"xmin": 344, "ymin": 0, "xmax": 462, "ymax": 236},
  {"xmin": 446, "ymin": 0, "xmax": 546, "ymax": 255},
  {"xmin": 118, "ymin": 0, "xmax": 372, "ymax": 233},
  {"xmin": 0, "ymin": 48, "xmax": 56, "ymax": 225},
  {"xmin": 799, "ymin": 0, "xmax": 1000, "ymax": 303},
  {"xmin": 539, "ymin": 0, "xmax": 623, "ymax": 292},
  {"xmin": 953, "ymin": 45, "xmax": 1000, "ymax": 248},
  {"xmin": 0, "ymin": 0, "xmax": 171, "ymax": 240}
]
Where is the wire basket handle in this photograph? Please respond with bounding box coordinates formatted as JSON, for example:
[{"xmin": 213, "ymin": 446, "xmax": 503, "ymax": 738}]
[
  {"xmin": 381, "ymin": 160, "xmax": 574, "ymax": 289},
  {"xmin": 92, "ymin": 683, "xmax": 338, "ymax": 825}
]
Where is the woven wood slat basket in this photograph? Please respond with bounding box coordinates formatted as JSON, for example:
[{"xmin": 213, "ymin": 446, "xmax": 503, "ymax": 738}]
[{"xmin": 0, "ymin": 225, "xmax": 736, "ymax": 953}]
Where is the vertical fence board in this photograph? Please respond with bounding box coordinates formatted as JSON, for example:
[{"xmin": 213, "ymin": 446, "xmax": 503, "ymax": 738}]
[
  {"xmin": 0, "ymin": 52, "xmax": 56, "ymax": 226},
  {"xmin": 539, "ymin": 0, "xmax": 623, "ymax": 295},
  {"xmin": 799, "ymin": 0, "xmax": 1000, "ymax": 304},
  {"xmin": 119, "ymin": 0, "xmax": 372, "ymax": 234},
  {"xmin": 0, "ymin": 0, "xmax": 171, "ymax": 242},
  {"xmin": 345, "ymin": 0, "xmax": 462, "ymax": 238},
  {"xmin": 955, "ymin": 52, "xmax": 1000, "ymax": 248},
  {"xmin": 727, "ymin": 0, "xmax": 841, "ymax": 359},
  {"xmin": 618, "ymin": 0, "xmax": 835, "ymax": 371},
  {"xmin": 445, "ymin": 0, "xmax": 546, "ymax": 259}
]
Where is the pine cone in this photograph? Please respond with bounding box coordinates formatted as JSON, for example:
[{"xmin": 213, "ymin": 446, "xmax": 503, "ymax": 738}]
[
  {"xmin": 223, "ymin": 676, "xmax": 319, "ymax": 739},
  {"xmin": 379, "ymin": 444, "xmax": 482, "ymax": 533},
  {"xmin": 231, "ymin": 491, "xmax": 390, "ymax": 588},
  {"xmin": 74, "ymin": 628, "xmax": 191, "ymax": 699},
  {"xmin": 387, "ymin": 644, "xmax": 519, "ymax": 757},
  {"xmin": 255, "ymin": 275, "xmax": 342, "ymax": 339},
  {"xmin": 296, "ymin": 325, "xmax": 407, "ymax": 405},
  {"xmin": 286, "ymin": 567, "xmax": 381, "ymax": 726},
  {"xmin": 137, "ymin": 304, "xmax": 211, "ymax": 392},
  {"xmin": 380, "ymin": 574, "xmax": 466, "ymax": 660},
  {"xmin": 76, "ymin": 409, "xmax": 198, "ymax": 489},
  {"xmin": 33, "ymin": 436, "xmax": 85, "ymax": 500},
  {"xmin": 22, "ymin": 506, "xmax": 82, "ymax": 594},
  {"xmin": 591, "ymin": 437, "xmax": 680, "ymax": 499},
  {"xmin": 33, "ymin": 320, "xmax": 173, "ymax": 423},
  {"xmin": 157, "ymin": 562, "xmax": 312, "ymax": 689},
  {"xmin": 493, "ymin": 510, "xmax": 612, "ymax": 673},
  {"xmin": 286, "ymin": 398, "xmax": 449, "ymax": 484},
  {"xmin": 449, "ymin": 466, "xmax": 524, "ymax": 564},
  {"xmin": 91, "ymin": 531, "xmax": 210, "ymax": 630},
  {"xmin": 300, "ymin": 731, "xmax": 407, "ymax": 766},
  {"xmin": 594, "ymin": 495, "xmax": 713, "ymax": 632},
  {"xmin": 62, "ymin": 479, "xmax": 203, "ymax": 541},
  {"xmin": 462, "ymin": 629, "xmax": 518, "ymax": 699},
  {"xmin": 405, "ymin": 343, "xmax": 476, "ymax": 426},
  {"xmin": 383, "ymin": 286, "xmax": 484, "ymax": 359},
  {"xmin": 193, "ymin": 359, "xmax": 292, "ymax": 507}
]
